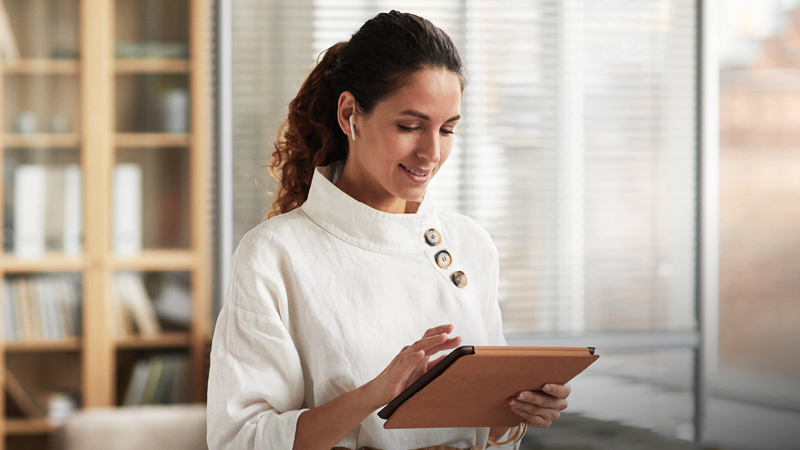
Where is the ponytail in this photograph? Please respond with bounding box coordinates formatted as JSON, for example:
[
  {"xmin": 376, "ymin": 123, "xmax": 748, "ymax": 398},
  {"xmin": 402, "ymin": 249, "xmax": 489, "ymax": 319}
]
[{"xmin": 267, "ymin": 42, "xmax": 349, "ymax": 218}]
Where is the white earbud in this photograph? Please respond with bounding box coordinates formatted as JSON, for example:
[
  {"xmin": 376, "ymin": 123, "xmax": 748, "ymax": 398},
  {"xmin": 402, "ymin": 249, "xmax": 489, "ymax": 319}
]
[{"xmin": 349, "ymin": 114, "xmax": 356, "ymax": 141}]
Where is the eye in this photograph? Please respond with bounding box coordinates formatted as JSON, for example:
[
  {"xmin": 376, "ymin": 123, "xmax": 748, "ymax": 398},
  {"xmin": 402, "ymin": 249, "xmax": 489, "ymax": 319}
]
[
  {"xmin": 397, "ymin": 125, "xmax": 420, "ymax": 132},
  {"xmin": 440, "ymin": 128, "xmax": 455, "ymax": 136}
]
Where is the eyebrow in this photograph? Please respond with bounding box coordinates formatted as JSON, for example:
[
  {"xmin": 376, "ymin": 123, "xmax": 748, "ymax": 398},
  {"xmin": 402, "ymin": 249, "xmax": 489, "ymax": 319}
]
[{"xmin": 400, "ymin": 110, "xmax": 461, "ymax": 123}]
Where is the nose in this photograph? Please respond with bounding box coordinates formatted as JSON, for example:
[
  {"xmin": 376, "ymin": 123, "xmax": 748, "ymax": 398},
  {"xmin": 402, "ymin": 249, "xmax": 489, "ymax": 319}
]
[{"xmin": 416, "ymin": 129, "xmax": 441, "ymax": 163}]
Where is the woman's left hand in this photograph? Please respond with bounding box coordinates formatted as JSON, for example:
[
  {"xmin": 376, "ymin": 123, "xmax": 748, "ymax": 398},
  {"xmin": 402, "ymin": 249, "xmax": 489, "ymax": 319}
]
[{"xmin": 508, "ymin": 383, "xmax": 571, "ymax": 428}]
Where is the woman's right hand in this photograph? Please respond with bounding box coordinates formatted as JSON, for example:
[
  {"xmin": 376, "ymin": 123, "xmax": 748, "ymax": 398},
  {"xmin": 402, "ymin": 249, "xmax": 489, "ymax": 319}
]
[
  {"xmin": 365, "ymin": 324, "xmax": 462, "ymax": 409},
  {"xmin": 292, "ymin": 325, "xmax": 462, "ymax": 450}
]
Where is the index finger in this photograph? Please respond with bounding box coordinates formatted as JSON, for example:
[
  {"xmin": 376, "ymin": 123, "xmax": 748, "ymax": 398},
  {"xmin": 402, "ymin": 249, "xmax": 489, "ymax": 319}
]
[
  {"xmin": 421, "ymin": 324, "xmax": 454, "ymax": 339},
  {"xmin": 407, "ymin": 332, "xmax": 455, "ymax": 355}
]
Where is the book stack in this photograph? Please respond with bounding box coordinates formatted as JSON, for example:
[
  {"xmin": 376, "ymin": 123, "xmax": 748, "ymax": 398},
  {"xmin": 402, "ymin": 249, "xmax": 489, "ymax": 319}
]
[
  {"xmin": 2, "ymin": 275, "xmax": 82, "ymax": 341},
  {"xmin": 122, "ymin": 354, "xmax": 190, "ymax": 406},
  {"xmin": 111, "ymin": 272, "xmax": 161, "ymax": 338},
  {"xmin": 12, "ymin": 164, "xmax": 82, "ymax": 258}
]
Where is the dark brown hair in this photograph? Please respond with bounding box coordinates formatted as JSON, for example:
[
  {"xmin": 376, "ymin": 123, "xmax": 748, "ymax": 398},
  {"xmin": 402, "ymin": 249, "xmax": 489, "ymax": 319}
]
[{"xmin": 267, "ymin": 10, "xmax": 465, "ymax": 217}]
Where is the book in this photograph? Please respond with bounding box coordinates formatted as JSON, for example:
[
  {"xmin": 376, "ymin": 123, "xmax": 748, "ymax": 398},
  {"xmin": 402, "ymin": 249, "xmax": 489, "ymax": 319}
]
[
  {"xmin": 34, "ymin": 277, "xmax": 56, "ymax": 339},
  {"xmin": 152, "ymin": 356, "xmax": 176, "ymax": 404},
  {"xmin": 10, "ymin": 279, "xmax": 28, "ymax": 340},
  {"xmin": 123, "ymin": 359, "xmax": 151, "ymax": 406},
  {"xmin": 114, "ymin": 272, "xmax": 160, "ymax": 336},
  {"xmin": 25, "ymin": 278, "xmax": 43, "ymax": 340},
  {"xmin": 45, "ymin": 166, "xmax": 66, "ymax": 251},
  {"xmin": 112, "ymin": 164, "xmax": 142, "ymax": 255},
  {"xmin": 379, "ymin": 346, "xmax": 599, "ymax": 429},
  {"xmin": 58, "ymin": 275, "xmax": 81, "ymax": 337},
  {"xmin": 0, "ymin": 4, "xmax": 19, "ymax": 61},
  {"xmin": 62, "ymin": 165, "xmax": 82, "ymax": 256},
  {"xmin": 139, "ymin": 357, "xmax": 165, "ymax": 405},
  {"xmin": 42, "ymin": 276, "xmax": 66, "ymax": 339},
  {"xmin": 3, "ymin": 280, "xmax": 16, "ymax": 340},
  {"xmin": 4, "ymin": 369, "xmax": 45, "ymax": 418},
  {"xmin": 109, "ymin": 283, "xmax": 132, "ymax": 339},
  {"xmin": 127, "ymin": 273, "xmax": 160, "ymax": 335},
  {"xmin": 14, "ymin": 165, "xmax": 47, "ymax": 258},
  {"xmin": 169, "ymin": 356, "xmax": 190, "ymax": 404},
  {"xmin": 15, "ymin": 278, "xmax": 37, "ymax": 340}
]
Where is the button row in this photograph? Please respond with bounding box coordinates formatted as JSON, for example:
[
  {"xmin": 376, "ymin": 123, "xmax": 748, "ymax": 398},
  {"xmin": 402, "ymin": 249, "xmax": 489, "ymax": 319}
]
[{"xmin": 424, "ymin": 228, "xmax": 467, "ymax": 288}]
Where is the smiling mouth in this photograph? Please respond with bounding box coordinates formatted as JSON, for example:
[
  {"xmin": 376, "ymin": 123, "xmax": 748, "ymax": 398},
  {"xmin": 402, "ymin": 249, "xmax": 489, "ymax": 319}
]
[{"xmin": 399, "ymin": 164, "xmax": 430, "ymax": 177}]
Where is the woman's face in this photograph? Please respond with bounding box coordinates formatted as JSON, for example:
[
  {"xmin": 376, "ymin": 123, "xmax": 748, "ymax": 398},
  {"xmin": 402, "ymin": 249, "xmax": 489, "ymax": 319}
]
[{"xmin": 337, "ymin": 68, "xmax": 462, "ymax": 214}]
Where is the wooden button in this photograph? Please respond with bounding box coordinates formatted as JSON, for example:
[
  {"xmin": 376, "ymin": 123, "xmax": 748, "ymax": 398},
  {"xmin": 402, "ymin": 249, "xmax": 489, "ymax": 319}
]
[
  {"xmin": 424, "ymin": 228, "xmax": 441, "ymax": 246},
  {"xmin": 451, "ymin": 271, "xmax": 467, "ymax": 288},
  {"xmin": 435, "ymin": 250, "xmax": 452, "ymax": 268}
]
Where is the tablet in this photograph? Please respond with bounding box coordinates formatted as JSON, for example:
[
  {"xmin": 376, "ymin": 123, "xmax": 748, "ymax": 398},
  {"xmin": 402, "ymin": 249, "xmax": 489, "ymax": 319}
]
[{"xmin": 378, "ymin": 345, "xmax": 598, "ymax": 429}]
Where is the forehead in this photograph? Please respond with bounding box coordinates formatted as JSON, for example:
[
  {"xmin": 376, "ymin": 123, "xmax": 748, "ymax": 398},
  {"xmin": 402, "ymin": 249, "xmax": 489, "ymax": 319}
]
[{"xmin": 375, "ymin": 68, "xmax": 462, "ymax": 118}]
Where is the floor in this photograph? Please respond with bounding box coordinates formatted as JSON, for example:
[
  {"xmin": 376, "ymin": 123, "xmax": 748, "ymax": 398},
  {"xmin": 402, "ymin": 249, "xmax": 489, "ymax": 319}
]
[{"xmin": 517, "ymin": 373, "xmax": 800, "ymax": 450}]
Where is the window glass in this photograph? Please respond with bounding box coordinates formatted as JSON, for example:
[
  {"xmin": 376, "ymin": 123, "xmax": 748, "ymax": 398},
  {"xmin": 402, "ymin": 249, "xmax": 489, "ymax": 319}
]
[{"xmin": 719, "ymin": 0, "xmax": 800, "ymax": 397}]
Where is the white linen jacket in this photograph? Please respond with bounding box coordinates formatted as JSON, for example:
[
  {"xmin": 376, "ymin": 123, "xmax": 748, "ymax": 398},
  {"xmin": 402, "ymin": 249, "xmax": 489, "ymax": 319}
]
[{"xmin": 207, "ymin": 163, "xmax": 507, "ymax": 450}]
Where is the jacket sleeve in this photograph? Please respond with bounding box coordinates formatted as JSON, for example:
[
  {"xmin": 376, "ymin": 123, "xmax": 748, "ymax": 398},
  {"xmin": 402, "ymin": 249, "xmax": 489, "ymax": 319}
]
[{"xmin": 207, "ymin": 236, "xmax": 308, "ymax": 450}]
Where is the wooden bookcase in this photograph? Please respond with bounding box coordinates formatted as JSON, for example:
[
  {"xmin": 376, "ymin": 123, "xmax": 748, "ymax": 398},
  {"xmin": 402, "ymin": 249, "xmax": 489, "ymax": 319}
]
[{"xmin": 0, "ymin": 0, "xmax": 211, "ymax": 449}]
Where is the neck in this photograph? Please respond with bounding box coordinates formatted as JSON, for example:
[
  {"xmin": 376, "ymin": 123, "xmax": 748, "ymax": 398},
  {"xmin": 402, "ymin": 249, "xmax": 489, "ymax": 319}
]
[{"xmin": 334, "ymin": 164, "xmax": 419, "ymax": 214}]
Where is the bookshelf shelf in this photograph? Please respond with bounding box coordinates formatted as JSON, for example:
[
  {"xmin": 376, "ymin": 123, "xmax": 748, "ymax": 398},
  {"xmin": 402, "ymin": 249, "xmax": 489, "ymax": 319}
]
[
  {"xmin": 0, "ymin": 255, "xmax": 84, "ymax": 273},
  {"xmin": 114, "ymin": 133, "xmax": 190, "ymax": 148},
  {"xmin": 1, "ymin": 0, "xmax": 212, "ymax": 449},
  {"xmin": 1, "ymin": 134, "xmax": 81, "ymax": 149},
  {"xmin": 112, "ymin": 250, "xmax": 196, "ymax": 271},
  {"xmin": 4, "ymin": 339, "xmax": 82, "ymax": 353},
  {"xmin": 4, "ymin": 419, "xmax": 55, "ymax": 436},
  {"xmin": 1, "ymin": 59, "xmax": 80, "ymax": 74},
  {"xmin": 115, "ymin": 59, "xmax": 190, "ymax": 74},
  {"xmin": 116, "ymin": 332, "xmax": 190, "ymax": 349}
]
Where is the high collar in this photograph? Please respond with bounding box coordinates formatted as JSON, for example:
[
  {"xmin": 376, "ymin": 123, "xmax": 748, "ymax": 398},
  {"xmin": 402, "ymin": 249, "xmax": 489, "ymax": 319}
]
[{"xmin": 300, "ymin": 162, "xmax": 438, "ymax": 254}]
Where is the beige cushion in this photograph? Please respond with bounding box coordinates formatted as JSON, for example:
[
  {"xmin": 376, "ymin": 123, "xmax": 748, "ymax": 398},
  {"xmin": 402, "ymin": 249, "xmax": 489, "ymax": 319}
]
[{"xmin": 58, "ymin": 404, "xmax": 207, "ymax": 450}]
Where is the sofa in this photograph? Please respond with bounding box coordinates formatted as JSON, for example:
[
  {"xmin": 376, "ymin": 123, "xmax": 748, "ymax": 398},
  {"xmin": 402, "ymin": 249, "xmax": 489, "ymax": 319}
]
[{"xmin": 54, "ymin": 404, "xmax": 207, "ymax": 450}]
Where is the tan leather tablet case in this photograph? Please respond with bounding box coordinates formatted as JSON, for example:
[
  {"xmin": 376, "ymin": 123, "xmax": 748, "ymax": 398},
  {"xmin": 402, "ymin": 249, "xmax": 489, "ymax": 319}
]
[{"xmin": 382, "ymin": 346, "xmax": 598, "ymax": 429}]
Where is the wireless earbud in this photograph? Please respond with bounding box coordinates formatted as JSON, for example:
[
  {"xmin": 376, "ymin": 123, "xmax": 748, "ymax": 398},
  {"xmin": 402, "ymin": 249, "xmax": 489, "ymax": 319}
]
[{"xmin": 349, "ymin": 114, "xmax": 356, "ymax": 141}]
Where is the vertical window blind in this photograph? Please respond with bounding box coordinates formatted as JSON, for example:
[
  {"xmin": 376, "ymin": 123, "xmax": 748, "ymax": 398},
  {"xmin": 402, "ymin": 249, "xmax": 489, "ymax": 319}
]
[{"xmin": 230, "ymin": 0, "xmax": 698, "ymax": 335}]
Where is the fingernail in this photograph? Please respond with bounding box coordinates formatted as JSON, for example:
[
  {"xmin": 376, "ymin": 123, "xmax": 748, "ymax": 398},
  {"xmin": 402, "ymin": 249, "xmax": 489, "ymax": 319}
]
[
  {"xmin": 543, "ymin": 385, "xmax": 552, "ymax": 393},
  {"xmin": 517, "ymin": 393, "xmax": 526, "ymax": 400},
  {"xmin": 509, "ymin": 399, "xmax": 518, "ymax": 406}
]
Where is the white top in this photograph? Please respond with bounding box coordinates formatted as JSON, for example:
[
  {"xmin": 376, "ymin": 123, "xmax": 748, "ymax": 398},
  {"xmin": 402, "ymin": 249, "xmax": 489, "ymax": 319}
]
[{"xmin": 207, "ymin": 163, "xmax": 507, "ymax": 450}]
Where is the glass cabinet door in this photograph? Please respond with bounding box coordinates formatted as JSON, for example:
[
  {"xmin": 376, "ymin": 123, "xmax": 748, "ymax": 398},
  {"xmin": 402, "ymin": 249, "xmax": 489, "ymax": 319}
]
[
  {"xmin": 3, "ymin": 0, "xmax": 82, "ymax": 259},
  {"xmin": 112, "ymin": 0, "xmax": 191, "ymax": 254},
  {"xmin": 108, "ymin": 0, "xmax": 203, "ymax": 410}
]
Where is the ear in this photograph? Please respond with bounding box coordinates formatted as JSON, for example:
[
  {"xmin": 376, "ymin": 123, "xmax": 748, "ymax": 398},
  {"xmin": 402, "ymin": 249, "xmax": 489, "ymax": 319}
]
[{"xmin": 337, "ymin": 91, "xmax": 357, "ymax": 140}]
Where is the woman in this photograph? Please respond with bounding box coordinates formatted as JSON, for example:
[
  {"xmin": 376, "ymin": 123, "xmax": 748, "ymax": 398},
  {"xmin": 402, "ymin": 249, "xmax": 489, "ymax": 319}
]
[{"xmin": 207, "ymin": 11, "xmax": 570, "ymax": 450}]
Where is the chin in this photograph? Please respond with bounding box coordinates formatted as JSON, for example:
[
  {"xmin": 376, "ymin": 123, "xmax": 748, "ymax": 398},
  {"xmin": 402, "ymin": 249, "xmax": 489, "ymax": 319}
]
[
  {"xmin": 391, "ymin": 181, "xmax": 430, "ymax": 204},
  {"xmin": 399, "ymin": 190, "xmax": 426, "ymax": 203}
]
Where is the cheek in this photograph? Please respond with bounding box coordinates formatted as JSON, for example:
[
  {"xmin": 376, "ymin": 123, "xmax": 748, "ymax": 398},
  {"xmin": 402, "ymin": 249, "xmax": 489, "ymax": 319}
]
[
  {"xmin": 385, "ymin": 134, "xmax": 418, "ymax": 161},
  {"xmin": 439, "ymin": 140, "xmax": 454, "ymax": 166}
]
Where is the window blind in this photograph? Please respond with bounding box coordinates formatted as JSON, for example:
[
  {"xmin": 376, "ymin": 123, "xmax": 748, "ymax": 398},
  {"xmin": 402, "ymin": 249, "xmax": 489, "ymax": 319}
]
[{"xmin": 229, "ymin": 0, "xmax": 698, "ymax": 335}]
